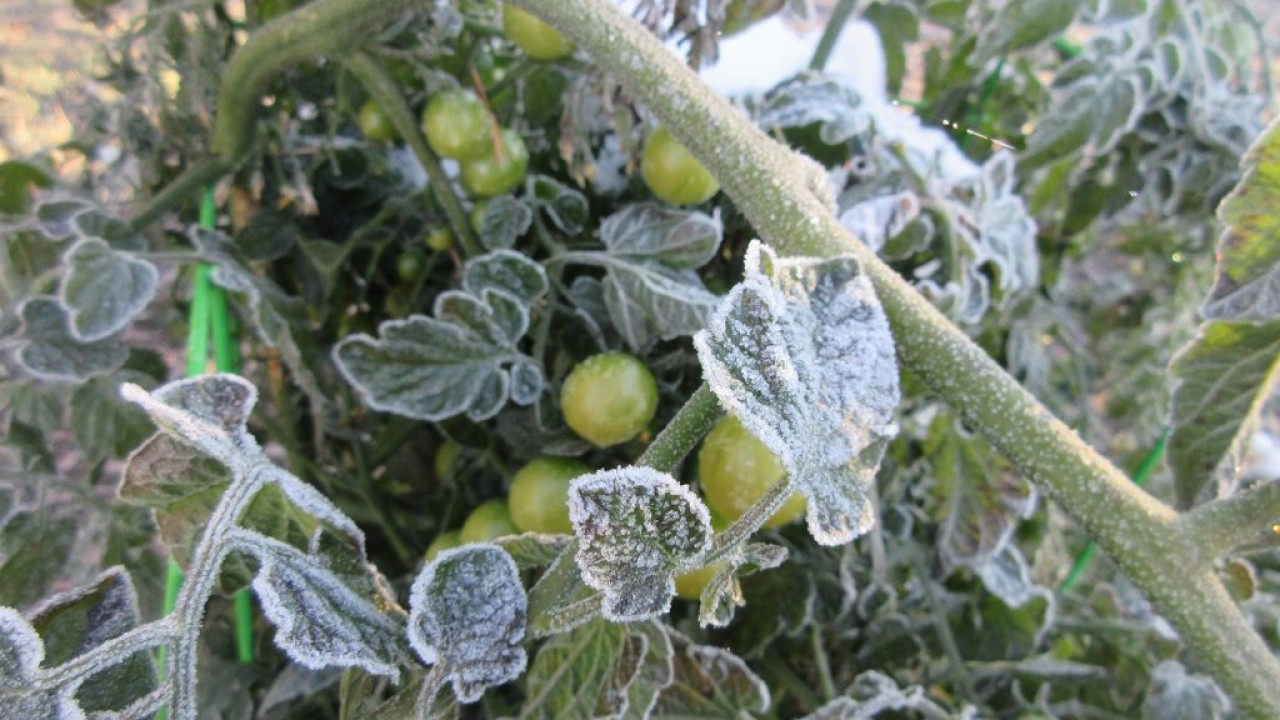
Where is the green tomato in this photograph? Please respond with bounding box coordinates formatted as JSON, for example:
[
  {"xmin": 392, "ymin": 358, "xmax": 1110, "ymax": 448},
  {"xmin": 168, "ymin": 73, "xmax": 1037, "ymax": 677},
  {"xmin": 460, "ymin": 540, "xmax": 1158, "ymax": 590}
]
[
  {"xmin": 560, "ymin": 352, "xmax": 658, "ymax": 448},
  {"xmin": 424, "ymin": 529, "xmax": 461, "ymax": 562},
  {"xmin": 470, "ymin": 200, "xmax": 491, "ymax": 235},
  {"xmin": 357, "ymin": 98, "xmax": 400, "ymax": 143},
  {"xmin": 698, "ymin": 415, "xmax": 805, "ymax": 529},
  {"xmin": 422, "ymin": 90, "xmax": 493, "ymax": 160},
  {"xmin": 425, "ymin": 227, "xmax": 455, "ymax": 253},
  {"xmin": 395, "ymin": 250, "xmax": 424, "ymax": 282},
  {"xmin": 641, "ymin": 126, "xmax": 720, "ymax": 205},
  {"xmin": 459, "ymin": 498, "xmax": 519, "ymax": 543},
  {"xmin": 460, "ymin": 128, "xmax": 529, "ymax": 197},
  {"xmin": 434, "ymin": 441, "xmax": 458, "ymax": 481},
  {"xmin": 502, "ymin": 5, "xmax": 575, "ymax": 61},
  {"xmin": 674, "ymin": 560, "xmax": 728, "ymax": 601},
  {"xmin": 640, "ymin": 124, "xmax": 721, "ymax": 204},
  {"xmin": 509, "ymin": 456, "xmax": 590, "ymax": 534}
]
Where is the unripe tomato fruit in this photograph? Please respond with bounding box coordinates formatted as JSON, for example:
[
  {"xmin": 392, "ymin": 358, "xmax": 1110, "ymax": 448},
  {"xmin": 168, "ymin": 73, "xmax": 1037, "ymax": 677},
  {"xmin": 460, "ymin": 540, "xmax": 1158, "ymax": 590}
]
[
  {"xmin": 642, "ymin": 126, "xmax": 720, "ymax": 205},
  {"xmin": 459, "ymin": 498, "xmax": 518, "ymax": 543},
  {"xmin": 425, "ymin": 227, "xmax": 454, "ymax": 253},
  {"xmin": 422, "ymin": 90, "xmax": 493, "ymax": 160},
  {"xmin": 357, "ymin": 99, "xmax": 400, "ymax": 143},
  {"xmin": 460, "ymin": 128, "xmax": 529, "ymax": 197},
  {"xmin": 395, "ymin": 250, "xmax": 424, "ymax": 282},
  {"xmin": 424, "ymin": 530, "xmax": 461, "ymax": 562},
  {"xmin": 560, "ymin": 352, "xmax": 659, "ymax": 447},
  {"xmin": 502, "ymin": 5, "xmax": 575, "ymax": 61},
  {"xmin": 698, "ymin": 415, "xmax": 805, "ymax": 529},
  {"xmin": 470, "ymin": 200, "xmax": 491, "ymax": 235},
  {"xmin": 509, "ymin": 456, "xmax": 590, "ymax": 534},
  {"xmin": 674, "ymin": 561, "xmax": 728, "ymax": 600}
]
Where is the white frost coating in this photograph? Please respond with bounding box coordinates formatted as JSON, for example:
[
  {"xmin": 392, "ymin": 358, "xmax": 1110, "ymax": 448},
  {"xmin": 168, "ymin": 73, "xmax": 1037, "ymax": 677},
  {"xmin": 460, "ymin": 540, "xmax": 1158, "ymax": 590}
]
[
  {"xmin": 461, "ymin": 250, "xmax": 549, "ymax": 305},
  {"xmin": 408, "ymin": 544, "xmax": 527, "ymax": 704},
  {"xmin": 567, "ymin": 467, "xmax": 713, "ymax": 622},
  {"xmin": 1143, "ymin": 660, "xmax": 1230, "ymax": 720},
  {"xmin": 598, "ymin": 203, "xmax": 723, "ymax": 270},
  {"xmin": 121, "ymin": 374, "xmax": 260, "ymax": 468},
  {"xmin": 238, "ymin": 530, "xmax": 404, "ymax": 680},
  {"xmin": 0, "ymin": 606, "xmax": 43, "ymax": 686},
  {"xmin": 263, "ymin": 466, "xmax": 365, "ymax": 549},
  {"xmin": 838, "ymin": 193, "xmax": 920, "ymax": 253},
  {"xmin": 971, "ymin": 547, "xmax": 1056, "ymax": 645},
  {"xmin": 694, "ymin": 241, "xmax": 900, "ymax": 545}
]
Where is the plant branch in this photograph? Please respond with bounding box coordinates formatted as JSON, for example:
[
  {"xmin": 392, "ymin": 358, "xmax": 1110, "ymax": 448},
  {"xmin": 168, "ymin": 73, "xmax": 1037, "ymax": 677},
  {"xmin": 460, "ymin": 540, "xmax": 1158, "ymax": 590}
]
[
  {"xmin": 345, "ymin": 52, "xmax": 481, "ymax": 257},
  {"xmin": 128, "ymin": 157, "xmax": 230, "ymax": 232},
  {"xmin": 636, "ymin": 383, "xmax": 722, "ymax": 473},
  {"xmin": 508, "ymin": 0, "xmax": 1280, "ymax": 715},
  {"xmin": 1176, "ymin": 479, "xmax": 1280, "ymax": 559}
]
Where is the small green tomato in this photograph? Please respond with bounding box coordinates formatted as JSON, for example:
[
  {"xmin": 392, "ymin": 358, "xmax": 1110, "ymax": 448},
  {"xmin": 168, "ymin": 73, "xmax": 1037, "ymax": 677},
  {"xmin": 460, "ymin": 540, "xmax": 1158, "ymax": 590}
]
[
  {"xmin": 459, "ymin": 498, "xmax": 519, "ymax": 543},
  {"xmin": 425, "ymin": 227, "xmax": 454, "ymax": 253},
  {"xmin": 698, "ymin": 415, "xmax": 805, "ymax": 529},
  {"xmin": 357, "ymin": 98, "xmax": 400, "ymax": 143},
  {"xmin": 434, "ymin": 441, "xmax": 458, "ymax": 481},
  {"xmin": 560, "ymin": 351, "xmax": 659, "ymax": 448},
  {"xmin": 508, "ymin": 456, "xmax": 591, "ymax": 534},
  {"xmin": 642, "ymin": 126, "xmax": 719, "ymax": 205},
  {"xmin": 502, "ymin": 4, "xmax": 575, "ymax": 60},
  {"xmin": 459, "ymin": 128, "xmax": 529, "ymax": 197},
  {"xmin": 422, "ymin": 90, "xmax": 493, "ymax": 160}
]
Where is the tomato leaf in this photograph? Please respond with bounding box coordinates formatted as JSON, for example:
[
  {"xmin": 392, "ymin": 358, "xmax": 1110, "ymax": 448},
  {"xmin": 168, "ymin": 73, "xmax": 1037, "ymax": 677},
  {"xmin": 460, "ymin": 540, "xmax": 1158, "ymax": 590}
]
[
  {"xmin": 0, "ymin": 606, "xmax": 82, "ymax": 718},
  {"xmin": 16, "ymin": 297, "xmax": 128, "ymax": 380},
  {"xmin": 694, "ymin": 241, "xmax": 900, "ymax": 545},
  {"xmin": 598, "ymin": 203, "xmax": 722, "ymax": 269},
  {"xmin": 334, "ymin": 252, "xmax": 547, "ymax": 421},
  {"xmin": 1142, "ymin": 661, "xmax": 1228, "ymax": 720},
  {"xmin": 408, "ymin": 544, "xmax": 528, "ymax": 703},
  {"xmin": 478, "ymin": 195, "xmax": 533, "ymax": 250},
  {"xmin": 652, "ymin": 630, "xmax": 770, "ymax": 718},
  {"xmin": 756, "ymin": 74, "xmax": 873, "ymax": 146},
  {"xmin": 567, "ymin": 467, "xmax": 712, "ymax": 622},
  {"xmin": 58, "ymin": 238, "xmax": 157, "ymax": 342}
]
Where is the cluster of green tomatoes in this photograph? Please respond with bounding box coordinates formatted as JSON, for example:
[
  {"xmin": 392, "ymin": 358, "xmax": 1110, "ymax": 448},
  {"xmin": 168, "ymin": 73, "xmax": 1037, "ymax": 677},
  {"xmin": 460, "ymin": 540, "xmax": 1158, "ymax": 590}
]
[{"xmin": 426, "ymin": 352, "xmax": 806, "ymax": 601}]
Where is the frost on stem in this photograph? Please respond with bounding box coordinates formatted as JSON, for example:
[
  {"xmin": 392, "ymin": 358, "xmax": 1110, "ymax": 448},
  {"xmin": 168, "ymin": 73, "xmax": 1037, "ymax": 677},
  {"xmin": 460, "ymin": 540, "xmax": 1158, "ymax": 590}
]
[
  {"xmin": 567, "ymin": 467, "xmax": 713, "ymax": 622},
  {"xmin": 408, "ymin": 544, "xmax": 528, "ymax": 703},
  {"xmin": 694, "ymin": 240, "xmax": 900, "ymax": 545}
]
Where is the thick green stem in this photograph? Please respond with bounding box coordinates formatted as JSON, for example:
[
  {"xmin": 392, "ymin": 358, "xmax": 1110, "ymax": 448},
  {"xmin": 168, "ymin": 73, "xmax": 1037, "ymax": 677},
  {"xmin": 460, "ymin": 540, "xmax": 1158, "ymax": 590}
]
[
  {"xmin": 212, "ymin": 0, "xmax": 414, "ymax": 162},
  {"xmin": 509, "ymin": 0, "xmax": 1280, "ymax": 715},
  {"xmin": 636, "ymin": 384, "xmax": 722, "ymax": 473},
  {"xmin": 129, "ymin": 157, "xmax": 230, "ymax": 232},
  {"xmin": 345, "ymin": 52, "xmax": 481, "ymax": 257}
]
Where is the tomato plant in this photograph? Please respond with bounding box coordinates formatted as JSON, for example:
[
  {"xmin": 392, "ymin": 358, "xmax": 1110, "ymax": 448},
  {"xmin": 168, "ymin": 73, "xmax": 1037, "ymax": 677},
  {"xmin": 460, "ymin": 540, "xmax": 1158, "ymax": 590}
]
[
  {"xmin": 2, "ymin": 1, "xmax": 1278, "ymax": 719},
  {"xmin": 559, "ymin": 351, "xmax": 659, "ymax": 448}
]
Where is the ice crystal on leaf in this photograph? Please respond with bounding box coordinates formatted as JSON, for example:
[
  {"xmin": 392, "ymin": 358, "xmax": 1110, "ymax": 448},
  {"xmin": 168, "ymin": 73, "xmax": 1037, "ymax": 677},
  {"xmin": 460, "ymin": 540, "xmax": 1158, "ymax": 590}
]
[
  {"xmin": 567, "ymin": 467, "xmax": 713, "ymax": 622},
  {"xmin": 694, "ymin": 241, "xmax": 900, "ymax": 545},
  {"xmin": 408, "ymin": 544, "xmax": 528, "ymax": 703},
  {"xmin": 120, "ymin": 373, "xmax": 258, "ymax": 469},
  {"xmin": 0, "ymin": 607, "xmax": 83, "ymax": 719}
]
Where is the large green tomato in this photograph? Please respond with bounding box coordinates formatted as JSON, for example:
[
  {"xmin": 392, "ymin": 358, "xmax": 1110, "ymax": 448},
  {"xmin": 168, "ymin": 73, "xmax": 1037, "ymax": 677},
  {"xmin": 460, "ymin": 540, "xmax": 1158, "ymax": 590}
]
[
  {"xmin": 459, "ymin": 498, "xmax": 519, "ymax": 543},
  {"xmin": 560, "ymin": 352, "xmax": 659, "ymax": 447},
  {"xmin": 460, "ymin": 128, "xmax": 529, "ymax": 197},
  {"xmin": 502, "ymin": 5, "xmax": 575, "ymax": 61},
  {"xmin": 422, "ymin": 90, "xmax": 493, "ymax": 160},
  {"xmin": 357, "ymin": 99, "xmax": 400, "ymax": 143},
  {"xmin": 698, "ymin": 415, "xmax": 805, "ymax": 529},
  {"xmin": 508, "ymin": 456, "xmax": 591, "ymax": 534},
  {"xmin": 641, "ymin": 126, "xmax": 720, "ymax": 205}
]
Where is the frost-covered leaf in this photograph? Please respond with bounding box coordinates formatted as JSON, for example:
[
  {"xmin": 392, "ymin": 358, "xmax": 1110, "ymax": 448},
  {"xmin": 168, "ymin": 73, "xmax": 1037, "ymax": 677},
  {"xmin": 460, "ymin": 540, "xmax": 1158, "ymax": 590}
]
[
  {"xmin": 975, "ymin": 0, "xmax": 1080, "ymax": 62},
  {"xmin": 16, "ymin": 297, "xmax": 127, "ymax": 380},
  {"xmin": 531, "ymin": 175, "xmax": 589, "ymax": 235},
  {"xmin": 463, "ymin": 250, "xmax": 549, "ymax": 306},
  {"xmin": 968, "ymin": 548, "xmax": 1056, "ymax": 648},
  {"xmin": 568, "ymin": 467, "xmax": 712, "ymax": 622},
  {"xmin": 694, "ymin": 241, "xmax": 900, "ymax": 545},
  {"xmin": 1021, "ymin": 74, "xmax": 1142, "ymax": 172},
  {"xmin": 334, "ymin": 279, "xmax": 542, "ymax": 421},
  {"xmin": 799, "ymin": 671, "xmax": 944, "ymax": 720},
  {"xmin": 496, "ymin": 532, "xmax": 572, "ymax": 570},
  {"xmin": 1202, "ymin": 114, "xmax": 1280, "ymax": 321},
  {"xmin": 601, "ymin": 260, "xmax": 720, "ymax": 351},
  {"xmin": 926, "ymin": 414, "xmax": 1036, "ymax": 571},
  {"xmin": 569, "ymin": 203, "xmax": 723, "ymax": 350},
  {"xmin": 520, "ymin": 617, "xmax": 630, "ymax": 719},
  {"xmin": 0, "ymin": 513, "xmax": 78, "ymax": 609},
  {"xmin": 234, "ymin": 529, "xmax": 405, "ymax": 679},
  {"xmin": 408, "ymin": 544, "xmax": 527, "ymax": 703},
  {"xmin": 652, "ymin": 630, "xmax": 770, "ymax": 718},
  {"xmin": 0, "ymin": 607, "xmax": 84, "ymax": 720},
  {"xmin": 119, "ymin": 433, "xmax": 231, "ymax": 566},
  {"xmin": 478, "ymin": 195, "xmax": 534, "ymax": 250},
  {"xmin": 28, "ymin": 567, "xmax": 155, "ymax": 712},
  {"xmin": 697, "ymin": 543, "xmax": 788, "ymax": 629},
  {"xmin": 972, "ymin": 546, "xmax": 1054, "ymax": 614},
  {"xmin": 120, "ymin": 374, "xmax": 258, "ymax": 467},
  {"xmin": 838, "ymin": 192, "xmax": 920, "ymax": 254},
  {"xmin": 757, "ymin": 74, "xmax": 873, "ymax": 145},
  {"xmin": 598, "ymin": 203, "xmax": 723, "ymax": 269},
  {"xmin": 58, "ymin": 238, "xmax": 157, "ymax": 342},
  {"xmin": 621, "ymin": 621, "xmax": 675, "ymax": 719},
  {"xmin": 1142, "ymin": 661, "xmax": 1228, "ymax": 720},
  {"xmin": 1167, "ymin": 321, "xmax": 1280, "ymax": 506}
]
